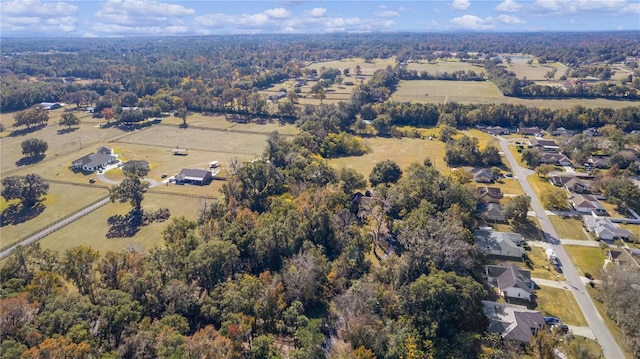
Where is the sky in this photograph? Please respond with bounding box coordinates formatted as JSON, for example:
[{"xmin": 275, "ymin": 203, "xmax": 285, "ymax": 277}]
[{"xmin": 1, "ymin": 0, "xmax": 639, "ymax": 37}]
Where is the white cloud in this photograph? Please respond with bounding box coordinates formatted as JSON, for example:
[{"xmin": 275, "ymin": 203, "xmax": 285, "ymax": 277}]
[
  {"xmin": 89, "ymin": 0, "xmax": 195, "ymax": 35},
  {"xmin": 306, "ymin": 7, "xmax": 327, "ymax": 17},
  {"xmin": 264, "ymin": 8, "xmax": 290, "ymax": 19},
  {"xmin": 375, "ymin": 10, "xmax": 400, "ymax": 18},
  {"xmin": 532, "ymin": 0, "xmax": 638, "ymax": 14},
  {"xmin": 497, "ymin": 14, "xmax": 526, "ymax": 24},
  {"xmin": 1, "ymin": 0, "xmax": 78, "ymax": 34},
  {"xmin": 2, "ymin": 0, "xmax": 78, "ymax": 16},
  {"xmin": 495, "ymin": 0, "xmax": 522, "ymax": 12},
  {"xmin": 449, "ymin": 15, "xmax": 495, "ymax": 30},
  {"xmin": 451, "ymin": 0, "xmax": 471, "ymax": 11}
]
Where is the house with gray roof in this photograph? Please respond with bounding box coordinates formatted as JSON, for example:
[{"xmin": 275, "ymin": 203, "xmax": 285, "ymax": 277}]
[
  {"xmin": 486, "ymin": 263, "xmax": 533, "ymax": 301},
  {"xmin": 483, "ymin": 301, "xmax": 546, "ymax": 343},
  {"xmin": 475, "ymin": 227, "xmax": 525, "ymax": 259},
  {"xmin": 584, "ymin": 216, "xmax": 631, "ymax": 241},
  {"xmin": 572, "ymin": 194, "xmax": 607, "ymax": 216},
  {"xmin": 470, "ymin": 168, "xmax": 493, "ymax": 183},
  {"xmin": 72, "ymin": 147, "xmax": 117, "ymax": 172},
  {"xmin": 176, "ymin": 168, "xmax": 213, "ymax": 185}
]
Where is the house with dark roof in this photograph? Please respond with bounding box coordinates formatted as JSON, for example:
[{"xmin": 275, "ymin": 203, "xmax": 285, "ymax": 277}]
[
  {"xmin": 175, "ymin": 168, "xmax": 213, "ymax": 185},
  {"xmin": 484, "ymin": 203, "xmax": 505, "ymax": 222},
  {"xmin": 583, "ymin": 127, "xmax": 601, "ymax": 137},
  {"xmin": 470, "ymin": 168, "xmax": 493, "ymax": 183},
  {"xmin": 97, "ymin": 146, "xmax": 114, "ymax": 155},
  {"xmin": 486, "ymin": 126, "xmax": 510, "ymax": 135},
  {"xmin": 475, "ymin": 227, "xmax": 525, "ymax": 259},
  {"xmin": 521, "ymin": 127, "xmax": 542, "ymax": 136},
  {"xmin": 486, "ymin": 263, "xmax": 534, "ymax": 301},
  {"xmin": 606, "ymin": 248, "xmax": 640, "ymax": 270},
  {"xmin": 482, "ymin": 301, "xmax": 546, "ymax": 343},
  {"xmin": 478, "ymin": 186, "xmax": 503, "ymax": 203},
  {"xmin": 540, "ymin": 153, "xmax": 572, "ymax": 166},
  {"xmin": 529, "ymin": 139, "xmax": 559, "ymax": 152},
  {"xmin": 571, "ymin": 194, "xmax": 607, "ymax": 216},
  {"xmin": 588, "ymin": 156, "xmax": 610, "ymax": 169},
  {"xmin": 72, "ymin": 147, "xmax": 117, "ymax": 172},
  {"xmin": 551, "ymin": 127, "xmax": 575, "ymax": 137}
]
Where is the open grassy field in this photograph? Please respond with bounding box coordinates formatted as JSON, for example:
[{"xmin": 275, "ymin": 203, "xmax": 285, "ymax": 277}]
[
  {"xmin": 548, "ymin": 216, "xmax": 590, "ymax": 240},
  {"xmin": 1, "ymin": 114, "xmax": 123, "ymax": 174},
  {"xmin": 116, "ymin": 125, "xmax": 270, "ymax": 155},
  {"xmin": 391, "ymin": 80, "xmax": 639, "ymax": 109},
  {"xmin": 406, "ymin": 59, "xmax": 478, "ymax": 73},
  {"xmin": 506, "ymin": 57, "xmax": 566, "ymax": 82},
  {"xmin": 392, "ymin": 80, "xmax": 504, "ymax": 105},
  {"xmin": 564, "ymin": 245, "xmax": 606, "ymax": 280},
  {"xmin": 328, "ymin": 135, "xmax": 449, "ymax": 176},
  {"xmin": 305, "ymin": 57, "xmax": 397, "ymax": 78},
  {"xmin": 37, "ymin": 192, "xmax": 204, "ymax": 255},
  {"xmin": 0, "ymin": 183, "xmax": 109, "ymax": 250},
  {"xmin": 535, "ymin": 286, "xmax": 588, "ymax": 326}
]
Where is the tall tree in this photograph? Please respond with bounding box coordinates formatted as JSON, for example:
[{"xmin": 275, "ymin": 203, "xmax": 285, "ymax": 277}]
[
  {"xmin": 59, "ymin": 112, "xmax": 80, "ymax": 129},
  {"xmin": 101, "ymin": 108, "xmax": 115, "ymax": 124},
  {"xmin": 60, "ymin": 245, "xmax": 99, "ymax": 299},
  {"xmin": 109, "ymin": 175, "xmax": 149, "ymax": 214},
  {"xmin": 21, "ymin": 138, "xmax": 48, "ymax": 158},
  {"xmin": 503, "ymin": 195, "xmax": 531, "ymax": 225},
  {"xmin": 1, "ymin": 174, "xmax": 49, "ymax": 207},
  {"xmin": 13, "ymin": 106, "xmax": 49, "ymax": 129},
  {"xmin": 369, "ymin": 160, "xmax": 402, "ymax": 186}
]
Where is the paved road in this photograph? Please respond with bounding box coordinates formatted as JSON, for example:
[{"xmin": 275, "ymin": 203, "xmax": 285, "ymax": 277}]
[
  {"xmin": 0, "ymin": 197, "xmax": 111, "ymax": 260},
  {"xmin": 499, "ymin": 138, "xmax": 625, "ymax": 359}
]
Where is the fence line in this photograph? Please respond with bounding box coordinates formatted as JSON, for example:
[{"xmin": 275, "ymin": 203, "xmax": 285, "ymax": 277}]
[
  {"xmin": 147, "ymin": 189, "xmax": 217, "ymax": 200},
  {"xmin": 1, "ymin": 196, "xmax": 110, "ymax": 254},
  {"xmin": 46, "ymin": 178, "xmax": 110, "ymax": 189}
]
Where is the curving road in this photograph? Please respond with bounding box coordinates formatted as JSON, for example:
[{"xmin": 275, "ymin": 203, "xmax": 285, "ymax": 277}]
[{"xmin": 499, "ymin": 137, "xmax": 624, "ymax": 359}]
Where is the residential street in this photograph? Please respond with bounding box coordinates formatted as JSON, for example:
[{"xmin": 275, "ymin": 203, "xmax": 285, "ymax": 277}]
[{"xmin": 499, "ymin": 137, "xmax": 624, "ymax": 359}]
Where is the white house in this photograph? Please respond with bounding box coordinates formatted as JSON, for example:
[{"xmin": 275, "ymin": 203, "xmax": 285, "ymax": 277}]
[
  {"xmin": 72, "ymin": 147, "xmax": 117, "ymax": 172},
  {"xmin": 584, "ymin": 216, "xmax": 632, "ymax": 241},
  {"xmin": 571, "ymin": 194, "xmax": 607, "ymax": 216},
  {"xmin": 475, "ymin": 227, "xmax": 525, "ymax": 259}
]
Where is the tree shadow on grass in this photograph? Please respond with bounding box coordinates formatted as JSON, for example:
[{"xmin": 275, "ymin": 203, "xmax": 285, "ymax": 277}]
[
  {"xmin": 9, "ymin": 125, "xmax": 46, "ymax": 137},
  {"xmin": 15, "ymin": 155, "xmax": 46, "ymax": 167},
  {"xmin": 1, "ymin": 203, "xmax": 45, "ymax": 226},
  {"xmin": 57, "ymin": 127, "xmax": 79, "ymax": 134},
  {"xmin": 106, "ymin": 208, "xmax": 170, "ymax": 238}
]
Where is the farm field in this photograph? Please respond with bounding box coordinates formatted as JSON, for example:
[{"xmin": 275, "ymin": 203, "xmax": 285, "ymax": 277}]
[
  {"xmin": 328, "ymin": 135, "xmax": 449, "ymax": 176},
  {"xmin": 0, "ymin": 183, "xmax": 109, "ymax": 250},
  {"xmin": 305, "ymin": 57, "xmax": 397, "ymax": 77},
  {"xmin": 505, "ymin": 56, "xmax": 566, "ymax": 82},
  {"xmin": 37, "ymin": 192, "xmax": 204, "ymax": 255}
]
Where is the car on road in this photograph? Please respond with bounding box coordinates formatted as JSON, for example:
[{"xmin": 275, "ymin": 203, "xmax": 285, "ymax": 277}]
[
  {"xmin": 89, "ymin": 178, "xmax": 95, "ymax": 183},
  {"xmin": 544, "ymin": 316, "xmax": 561, "ymax": 326},
  {"xmin": 505, "ymin": 173, "xmax": 513, "ymax": 177},
  {"xmin": 161, "ymin": 173, "xmax": 168, "ymax": 178}
]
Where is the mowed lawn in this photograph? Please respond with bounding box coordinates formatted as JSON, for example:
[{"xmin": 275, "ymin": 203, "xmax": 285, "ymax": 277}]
[
  {"xmin": 535, "ymin": 286, "xmax": 588, "ymax": 326},
  {"xmin": 549, "ymin": 216, "xmax": 590, "ymax": 240},
  {"xmin": 1, "ymin": 183, "xmax": 109, "ymax": 250},
  {"xmin": 506, "ymin": 57, "xmax": 566, "ymax": 82},
  {"xmin": 328, "ymin": 136, "xmax": 449, "ymax": 176},
  {"xmin": 564, "ymin": 245, "xmax": 607, "ymax": 280},
  {"xmin": 37, "ymin": 192, "xmax": 204, "ymax": 255}
]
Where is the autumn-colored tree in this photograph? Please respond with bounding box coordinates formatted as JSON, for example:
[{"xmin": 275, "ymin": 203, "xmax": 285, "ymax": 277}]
[{"xmin": 101, "ymin": 107, "xmax": 114, "ymax": 123}]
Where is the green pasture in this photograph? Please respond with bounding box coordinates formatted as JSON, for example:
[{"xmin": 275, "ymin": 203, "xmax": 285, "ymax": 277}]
[
  {"xmin": 37, "ymin": 192, "xmax": 204, "ymax": 255},
  {"xmin": 1, "ymin": 183, "xmax": 109, "ymax": 250},
  {"xmin": 304, "ymin": 57, "xmax": 397, "ymax": 77},
  {"xmin": 548, "ymin": 216, "xmax": 590, "ymax": 241},
  {"xmin": 392, "ymin": 80, "xmax": 504, "ymax": 105}
]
